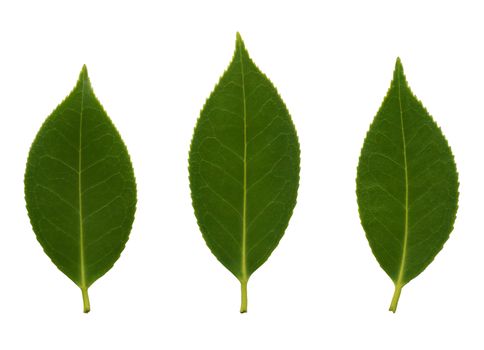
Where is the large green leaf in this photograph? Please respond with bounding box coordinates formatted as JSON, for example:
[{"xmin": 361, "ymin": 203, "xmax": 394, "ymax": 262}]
[
  {"xmin": 25, "ymin": 66, "xmax": 137, "ymax": 313},
  {"xmin": 189, "ymin": 33, "xmax": 300, "ymax": 313},
  {"xmin": 356, "ymin": 58, "xmax": 459, "ymax": 312}
]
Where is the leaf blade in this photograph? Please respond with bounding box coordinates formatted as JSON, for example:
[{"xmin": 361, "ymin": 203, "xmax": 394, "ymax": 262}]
[
  {"xmin": 189, "ymin": 34, "xmax": 300, "ymax": 312},
  {"xmin": 25, "ymin": 66, "xmax": 137, "ymax": 312},
  {"xmin": 356, "ymin": 58, "xmax": 459, "ymax": 312}
]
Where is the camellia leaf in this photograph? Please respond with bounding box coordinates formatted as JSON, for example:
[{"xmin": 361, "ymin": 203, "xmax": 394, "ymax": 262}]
[
  {"xmin": 189, "ymin": 33, "xmax": 300, "ymax": 313},
  {"xmin": 25, "ymin": 66, "xmax": 137, "ymax": 313},
  {"xmin": 356, "ymin": 58, "xmax": 459, "ymax": 312}
]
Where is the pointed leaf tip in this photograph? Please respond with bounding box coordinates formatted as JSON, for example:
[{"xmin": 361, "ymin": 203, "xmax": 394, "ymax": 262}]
[
  {"xmin": 80, "ymin": 64, "xmax": 88, "ymax": 76},
  {"xmin": 235, "ymin": 32, "xmax": 246, "ymax": 50},
  {"xmin": 392, "ymin": 57, "xmax": 406, "ymax": 84},
  {"xmin": 394, "ymin": 57, "xmax": 404, "ymax": 74},
  {"xmin": 77, "ymin": 65, "xmax": 92, "ymax": 90}
]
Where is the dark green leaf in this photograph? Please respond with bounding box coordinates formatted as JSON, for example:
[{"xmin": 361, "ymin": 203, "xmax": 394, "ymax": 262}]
[
  {"xmin": 189, "ymin": 33, "xmax": 300, "ymax": 312},
  {"xmin": 356, "ymin": 58, "xmax": 459, "ymax": 312},
  {"xmin": 25, "ymin": 66, "xmax": 137, "ymax": 313}
]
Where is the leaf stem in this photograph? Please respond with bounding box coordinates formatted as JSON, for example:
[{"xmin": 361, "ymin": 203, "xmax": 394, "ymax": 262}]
[
  {"xmin": 389, "ymin": 283, "xmax": 403, "ymax": 313},
  {"xmin": 240, "ymin": 280, "xmax": 248, "ymax": 313},
  {"xmin": 81, "ymin": 287, "xmax": 90, "ymax": 313}
]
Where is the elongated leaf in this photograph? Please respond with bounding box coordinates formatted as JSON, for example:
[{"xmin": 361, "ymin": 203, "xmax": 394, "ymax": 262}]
[
  {"xmin": 356, "ymin": 58, "xmax": 459, "ymax": 312},
  {"xmin": 189, "ymin": 33, "xmax": 300, "ymax": 312},
  {"xmin": 25, "ymin": 66, "xmax": 137, "ymax": 313}
]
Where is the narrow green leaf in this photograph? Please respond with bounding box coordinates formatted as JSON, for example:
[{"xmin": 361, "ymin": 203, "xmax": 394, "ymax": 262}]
[
  {"xmin": 356, "ymin": 58, "xmax": 459, "ymax": 312},
  {"xmin": 25, "ymin": 66, "xmax": 137, "ymax": 313},
  {"xmin": 189, "ymin": 33, "xmax": 300, "ymax": 313}
]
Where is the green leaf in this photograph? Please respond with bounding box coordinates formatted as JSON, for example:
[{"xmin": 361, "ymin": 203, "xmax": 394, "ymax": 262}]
[
  {"xmin": 25, "ymin": 66, "xmax": 137, "ymax": 313},
  {"xmin": 189, "ymin": 33, "xmax": 300, "ymax": 313},
  {"xmin": 356, "ymin": 58, "xmax": 459, "ymax": 312}
]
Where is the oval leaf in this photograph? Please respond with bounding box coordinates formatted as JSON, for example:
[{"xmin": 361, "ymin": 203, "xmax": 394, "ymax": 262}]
[
  {"xmin": 25, "ymin": 66, "xmax": 137, "ymax": 312},
  {"xmin": 356, "ymin": 58, "xmax": 459, "ymax": 312},
  {"xmin": 189, "ymin": 33, "xmax": 300, "ymax": 312}
]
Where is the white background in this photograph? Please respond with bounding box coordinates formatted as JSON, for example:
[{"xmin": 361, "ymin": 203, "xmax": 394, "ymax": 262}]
[{"xmin": 0, "ymin": 0, "xmax": 483, "ymax": 348}]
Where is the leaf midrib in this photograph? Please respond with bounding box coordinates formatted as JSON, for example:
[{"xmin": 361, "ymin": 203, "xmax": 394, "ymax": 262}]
[
  {"xmin": 78, "ymin": 73, "xmax": 87, "ymax": 291},
  {"xmin": 396, "ymin": 66, "xmax": 409, "ymax": 289},
  {"xmin": 238, "ymin": 40, "xmax": 248, "ymax": 283}
]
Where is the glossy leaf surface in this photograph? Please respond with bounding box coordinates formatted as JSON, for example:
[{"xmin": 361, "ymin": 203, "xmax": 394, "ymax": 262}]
[
  {"xmin": 356, "ymin": 59, "xmax": 458, "ymax": 312},
  {"xmin": 189, "ymin": 34, "xmax": 300, "ymax": 312},
  {"xmin": 25, "ymin": 66, "xmax": 137, "ymax": 312}
]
